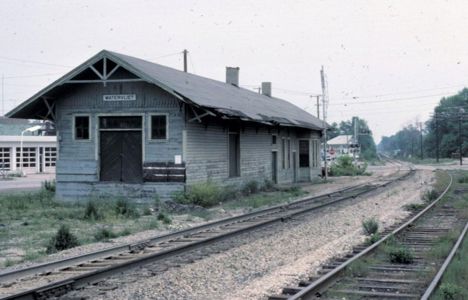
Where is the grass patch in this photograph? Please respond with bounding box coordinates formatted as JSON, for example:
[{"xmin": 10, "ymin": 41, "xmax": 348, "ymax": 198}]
[
  {"xmin": 157, "ymin": 212, "xmax": 172, "ymax": 224},
  {"xmin": 345, "ymin": 258, "xmax": 372, "ymax": 277},
  {"xmin": 422, "ymin": 189, "xmax": 439, "ymax": 203}
]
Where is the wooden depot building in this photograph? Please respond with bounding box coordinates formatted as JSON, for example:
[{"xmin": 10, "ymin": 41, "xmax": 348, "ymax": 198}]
[{"xmin": 7, "ymin": 50, "xmax": 325, "ymax": 200}]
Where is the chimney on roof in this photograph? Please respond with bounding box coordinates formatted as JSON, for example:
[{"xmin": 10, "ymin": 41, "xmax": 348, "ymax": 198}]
[
  {"xmin": 226, "ymin": 67, "xmax": 239, "ymax": 86},
  {"xmin": 262, "ymin": 82, "xmax": 272, "ymax": 97}
]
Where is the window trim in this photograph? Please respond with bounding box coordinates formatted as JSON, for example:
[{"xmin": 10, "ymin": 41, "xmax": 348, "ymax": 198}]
[
  {"xmin": 148, "ymin": 113, "xmax": 169, "ymax": 141},
  {"xmin": 73, "ymin": 114, "xmax": 92, "ymax": 141}
]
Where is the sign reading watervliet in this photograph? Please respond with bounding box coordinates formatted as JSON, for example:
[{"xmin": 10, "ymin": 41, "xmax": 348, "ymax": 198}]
[{"xmin": 103, "ymin": 94, "xmax": 137, "ymax": 101}]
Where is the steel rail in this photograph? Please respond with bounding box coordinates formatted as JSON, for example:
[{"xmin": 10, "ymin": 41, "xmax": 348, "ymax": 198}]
[
  {"xmin": 421, "ymin": 220, "xmax": 468, "ymax": 300},
  {"xmin": 0, "ymin": 170, "xmax": 413, "ymax": 300},
  {"xmin": 287, "ymin": 171, "xmax": 453, "ymax": 300},
  {"xmin": 0, "ymin": 181, "xmax": 371, "ymax": 284}
]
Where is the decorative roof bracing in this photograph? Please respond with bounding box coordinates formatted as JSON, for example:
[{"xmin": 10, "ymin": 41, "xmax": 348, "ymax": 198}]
[{"xmin": 7, "ymin": 50, "xmax": 325, "ymax": 131}]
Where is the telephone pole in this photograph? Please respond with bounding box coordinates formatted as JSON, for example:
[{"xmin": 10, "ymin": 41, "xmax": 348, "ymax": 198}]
[
  {"xmin": 1, "ymin": 74, "xmax": 4, "ymax": 116},
  {"xmin": 320, "ymin": 66, "xmax": 328, "ymax": 180},
  {"xmin": 459, "ymin": 109, "xmax": 464, "ymax": 165},
  {"xmin": 183, "ymin": 49, "xmax": 188, "ymax": 72},
  {"xmin": 316, "ymin": 95, "xmax": 320, "ymax": 119}
]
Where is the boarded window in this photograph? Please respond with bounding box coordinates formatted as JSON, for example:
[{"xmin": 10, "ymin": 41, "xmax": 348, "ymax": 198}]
[
  {"xmin": 16, "ymin": 147, "xmax": 36, "ymax": 168},
  {"xmin": 0, "ymin": 147, "xmax": 10, "ymax": 170},
  {"xmin": 75, "ymin": 116, "xmax": 90, "ymax": 140},
  {"xmin": 151, "ymin": 115, "xmax": 167, "ymax": 140},
  {"xmin": 299, "ymin": 140, "xmax": 310, "ymax": 167},
  {"xmin": 272, "ymin": 135, "xmax": 277, "ymax": 145},
  {"xmin": 287, "ymin": 139, "xmax": 291, "ymax": 169},
  {"xmin": 311, "ymin": 140, "xmax": 320, "ymax": 168},
  {"xmin": 229, "ymin": 133, "xmax": 240, "ymax": 177}
]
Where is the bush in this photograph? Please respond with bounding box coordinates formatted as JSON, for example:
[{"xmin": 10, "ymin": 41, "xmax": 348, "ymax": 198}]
[
  {"xmin": 42, "ymin": 180, "xmax": 56, "ymax": 192},
  {"xmin": 83, "ymin": 200, "xmax": 102, "ymax": 220},
  {"xmin": 46, "ymin": 225, "xmax": 79, "ymax": 254},
  {"xmin": 94, "ymin": 227, "xmax": 117, "ymax": 241},
  {"xmin": 362, "ymin": 218, "xmax": 379, "ymax": 235},
  {"xmin": 157, "ymin": 212, "xmax": 172, "ymax": 224},
  {"xmin": 329, "ymin": 155, "xmax": 368, "ymax": 176},
  {"xmin": 458, "ymin": 176, "xmax": 468, "ymax": 184},
  {"xmin": 263, "ymin": 179, "xmax": 276, "ymax": 191},
  {"xmin": 175, "ymin": 182, "xmax": 222, "ymax": 208},
  {"xmin": 115, "ymin": 198, "xmax": 139, "ymax": 218}
]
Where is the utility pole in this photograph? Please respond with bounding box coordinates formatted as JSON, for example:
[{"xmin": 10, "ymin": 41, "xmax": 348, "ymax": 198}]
[
  {"xmin": 435, "ymin": 114, "xmax": 439, "ymax": 163},
  {"xmin": 316, "ymin": 95, "xmax": 320, "ymax": 119},
  {"xmin": 183, "ymin": 49, "xmax": 188, "ymax": 72},
  {"xmin": 419, "ymin": 122, "xmax": 423, "ymax": 160},
  {"xmin": 320, "ymin": 66, "xmax": 328, "ymax": 180}
]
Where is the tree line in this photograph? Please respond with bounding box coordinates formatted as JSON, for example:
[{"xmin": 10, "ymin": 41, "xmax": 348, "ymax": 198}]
[{"xmin": 378, "ymin": 88, "xmax": 468, "ymax": 159}]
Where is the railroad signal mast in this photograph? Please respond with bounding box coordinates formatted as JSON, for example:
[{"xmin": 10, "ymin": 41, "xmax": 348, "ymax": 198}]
[{"xmin": 320, "ymin": 66, "xmax": 329, "ymax": 180}]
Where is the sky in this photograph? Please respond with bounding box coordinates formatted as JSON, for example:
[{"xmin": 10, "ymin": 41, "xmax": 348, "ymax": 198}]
[{"xmin": 1, "ymin": 0, "xmax": 468, "ymax": 143}]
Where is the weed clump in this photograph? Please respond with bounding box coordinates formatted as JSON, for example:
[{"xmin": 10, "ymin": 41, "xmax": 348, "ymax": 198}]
[
  {"xmin": 403, "ymin": 203, "xmax": 425, "ymax": 212},
  {"xmin": 83, "ymin": 200, "xmax": 102, "ymax": 220},
  {"xmin": 242, "ymin": 180, "xmax": 259, "ymax": 195},
  {"xmin": 42, "ymin": 180, "xmax": 56, "ymax": 192},
  {"xmin": 157, "ymin": 212, "xmax": 172, "ymax": 224},
  {"xmin": 46, "ymin": 225, "xmax": 79, "ymax": 254},
  {"xmin": 437, "ymin": 283, "xmax": 464, "ymax": 300},
  {"xmin": 423, "ymin": 189, "xmax": 439, "ymax": 203},
  {"xmin": 365, "ymin": 233, "xmax": 381, "ymax": 245},
  {"xmin": 384, "ymin": 237, "xmax": 414, "ymax": 264},
  {"xmin": 115, "ymin": 198, "xmax": 139, "ymax": 218},
  {"xmin": 94, "ymin": 227, "xmax": 117, "ymax": 241},
  {"xmin": 174, "ymin": 182, "xmax": 221, "ymax": 208},
  {"xmin": 362, "ymin": 218, "xmax": 379, "ymax": 235}
]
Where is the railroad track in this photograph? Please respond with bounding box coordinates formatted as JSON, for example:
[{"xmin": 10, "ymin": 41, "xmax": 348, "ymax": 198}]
[
  {"xmin": 0, "ymin": 166, "xmax": 413, "ymax": 300},
  {"xmin": 268, "ymin": 170, "xmax": 466, "ymax": 300}
]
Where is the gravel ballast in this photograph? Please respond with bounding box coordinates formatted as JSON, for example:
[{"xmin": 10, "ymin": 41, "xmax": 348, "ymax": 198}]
[{"xmin": 60, "ymin": 168, "xmax": 433, "ymax": 300}]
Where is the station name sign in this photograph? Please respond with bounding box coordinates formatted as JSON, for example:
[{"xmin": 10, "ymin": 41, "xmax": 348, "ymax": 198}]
[{"xmin": 103, "ymin": 94, "xmax": 136, "ymax": 101}]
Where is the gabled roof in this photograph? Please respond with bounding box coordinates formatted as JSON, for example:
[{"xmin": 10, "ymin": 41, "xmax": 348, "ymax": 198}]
[
  {"xmin": 7, "ymin": 50, "xmax": 325, "ymax": 130},
  {"xmin": 328, "ymin": 135, "xmax": 355, "ymax": 145}
]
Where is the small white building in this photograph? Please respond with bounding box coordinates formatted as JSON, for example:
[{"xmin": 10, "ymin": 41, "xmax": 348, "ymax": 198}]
[
  {"xmin": 327, "ymin": 135, "xmax": 360, "ymax": 159},
  {"xmin": 0, "ymin": 117, "xmax": 57, "ymax": 174}
]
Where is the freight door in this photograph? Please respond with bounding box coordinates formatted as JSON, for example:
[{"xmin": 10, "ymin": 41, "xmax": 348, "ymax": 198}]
[{"xmin": 99, "ymin": 116, "xmax": 143, "ymax": 183}]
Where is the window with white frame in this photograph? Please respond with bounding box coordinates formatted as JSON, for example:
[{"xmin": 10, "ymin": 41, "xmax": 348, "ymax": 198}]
[
  {"xmin": 0, "ymin": 147, "xmax": 11, "ymax": 170},
  {"xmin": 150, "ymin": 114, "xmax": 168, "ymax": 140},
  {"xmin": 44, "ymin": 147, "xmax": 57, "ymax": 167},
  {"xmin": 16, "ymin": 147, "xmax": 36, "ymax": 168}
]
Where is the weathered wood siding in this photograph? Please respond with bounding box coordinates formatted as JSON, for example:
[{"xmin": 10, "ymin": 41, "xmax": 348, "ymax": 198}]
[
  {"xmin": 55, "ymin": 82, "xmax": 184, "ymax": 200},
  {"xmin": 185, "ymin": 122, "xmax": 322, "ymax": 187}
]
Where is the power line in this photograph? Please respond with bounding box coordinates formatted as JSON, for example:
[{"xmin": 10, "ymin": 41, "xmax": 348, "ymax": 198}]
[
  {"xmin": 0, "ymin": 55, "xmax": 72, "ymax": 68},
  {"xmin": 4, "ymin": 72, "xmax": 64, "ymax": 79},
  {"xmin": 153, "ymin": 51, "xmax": 183, "ymax": 60},
  {"xmin": 330, "ymin": 92, "xmax": 448, "ymax": 106}
]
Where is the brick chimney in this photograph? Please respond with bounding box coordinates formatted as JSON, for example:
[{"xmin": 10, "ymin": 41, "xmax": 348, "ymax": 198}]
[
  {"xmin": 262, "ymin": 82, "xmax": 272, "ymax": 97},
  {"xmin": 226, "ymin": 67, "xmax": 239, "ymax": 86}
]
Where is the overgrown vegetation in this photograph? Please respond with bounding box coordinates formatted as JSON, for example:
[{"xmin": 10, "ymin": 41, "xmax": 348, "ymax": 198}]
[
  {"xmin": 362, "ymin": 218, "xmax": 379, "ymax": 235},
  {"xmin": 157, "ymin": 212, "xmax": 172, "ymax": 224},
  {"xmin": 42, "ymin": 180, "xmax": 56, "ymax": 192},
  {"xmin": 329, "ymin": 155, "xmax": 369, "ymax": 176},
  {"xmin": 94, "ymin": 227, "xmax": 117, "ymax": 242},
  {"xmin": 46, "ymin": 225, "xmax": 79, "ymax": 254},
  {"xmin": 432, "ymin": 171, "xmax": 468, "ymax": 299},
  {"xmin": 174, "ymin": 179, "xmax": 305, "ymax": 209}
]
